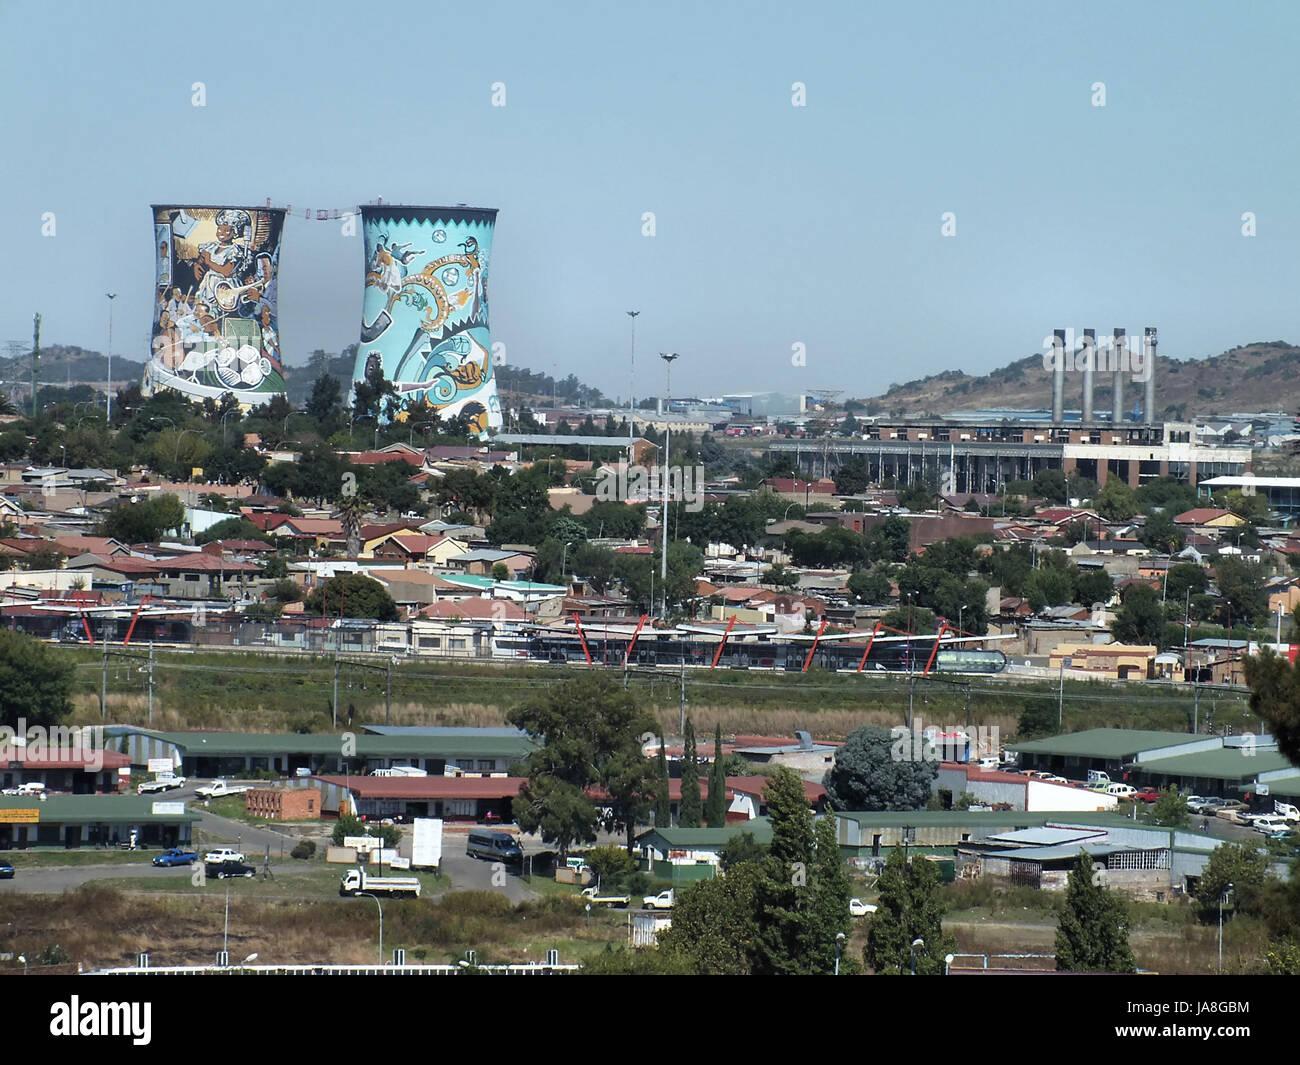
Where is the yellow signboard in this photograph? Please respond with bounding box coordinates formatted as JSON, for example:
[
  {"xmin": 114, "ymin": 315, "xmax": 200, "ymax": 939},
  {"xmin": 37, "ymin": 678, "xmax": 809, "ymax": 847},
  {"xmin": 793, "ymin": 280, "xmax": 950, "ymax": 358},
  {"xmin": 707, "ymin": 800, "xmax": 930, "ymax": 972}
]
[{"xmin": 0, "ymin": 808, "xmax": 40, "ymax": 824}]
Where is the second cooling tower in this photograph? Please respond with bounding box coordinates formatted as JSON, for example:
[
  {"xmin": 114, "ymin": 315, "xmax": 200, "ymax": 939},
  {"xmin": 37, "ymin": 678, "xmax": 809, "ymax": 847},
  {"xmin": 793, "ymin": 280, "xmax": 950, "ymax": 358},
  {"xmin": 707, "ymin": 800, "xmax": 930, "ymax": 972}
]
[{"xmin": 353, "ymin": 205, "xmax": 502, "ymax": 434}]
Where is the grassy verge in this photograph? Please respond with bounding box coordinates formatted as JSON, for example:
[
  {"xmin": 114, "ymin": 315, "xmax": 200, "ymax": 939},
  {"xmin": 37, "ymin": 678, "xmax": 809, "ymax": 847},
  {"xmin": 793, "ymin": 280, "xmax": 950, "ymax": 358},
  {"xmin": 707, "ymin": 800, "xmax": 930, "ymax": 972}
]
[
  {"xmin": 54, "ymin": 644, "xmax": 1248, "ymax": 740},
  {"xmin": 0, "ymin": 849, "xmax": 158, "ymax": 868},
  {"xmin": 0, "ymin": 881, "xmax": 626, "ymax": 970}
]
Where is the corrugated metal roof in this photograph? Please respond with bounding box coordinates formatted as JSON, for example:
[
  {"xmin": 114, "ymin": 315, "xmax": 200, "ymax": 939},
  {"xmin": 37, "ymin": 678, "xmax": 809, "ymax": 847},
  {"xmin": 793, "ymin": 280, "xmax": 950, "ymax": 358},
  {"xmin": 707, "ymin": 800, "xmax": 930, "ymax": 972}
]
[
  {"xmin": 993, "ymin": 842, "xmax": 1136, "ymax": 862},
  {"xmin": 1008, "ymin": 728, "xmax": 1196, "ymax": 759},
  {"xmin": 1135, "ymin": 747, "xmax": 1294, "ymax": 781},
  {"xmin": 985, "ymin": 827, "xmax": 1104, "ymax": 846},
  {"xmin": 637, "ymin": 819, "xmax": 774, "ymax": 848}
]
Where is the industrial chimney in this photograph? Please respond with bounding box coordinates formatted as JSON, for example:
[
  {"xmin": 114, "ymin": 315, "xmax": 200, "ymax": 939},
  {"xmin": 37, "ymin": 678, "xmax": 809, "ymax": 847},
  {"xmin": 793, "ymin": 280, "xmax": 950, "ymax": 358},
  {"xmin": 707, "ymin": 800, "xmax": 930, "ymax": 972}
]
[
  {"xmin": 1051, "ymin": 328, "xmax": 1065, "ymax": 424},
  {"xmin": 1143, "ymin": 327, "xmax": 1157, "ymax": 425},
  {"xmin": 1112, "ymin": 329, "xmax": 1125, "ymax": 423},
  {"xmin": 1081, "ymin": 328, "xmax": 1095, "ymax": 424}
]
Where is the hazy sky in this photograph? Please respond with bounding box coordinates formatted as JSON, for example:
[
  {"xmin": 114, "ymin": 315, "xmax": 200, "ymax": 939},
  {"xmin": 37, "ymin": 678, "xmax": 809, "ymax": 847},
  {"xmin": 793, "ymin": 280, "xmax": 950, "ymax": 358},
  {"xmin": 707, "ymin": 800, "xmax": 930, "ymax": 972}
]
[{"xmin": 3, "ymin": 0, "xmax": 1298, "ymax": 403}]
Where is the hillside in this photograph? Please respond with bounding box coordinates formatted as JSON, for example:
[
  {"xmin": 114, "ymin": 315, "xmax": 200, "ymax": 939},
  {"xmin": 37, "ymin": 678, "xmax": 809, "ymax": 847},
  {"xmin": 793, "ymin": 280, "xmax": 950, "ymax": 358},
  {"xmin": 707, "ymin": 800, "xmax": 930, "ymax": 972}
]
[{"xmin": 856, "ymin": 341, "xmax": 1300, "ymax": 420}]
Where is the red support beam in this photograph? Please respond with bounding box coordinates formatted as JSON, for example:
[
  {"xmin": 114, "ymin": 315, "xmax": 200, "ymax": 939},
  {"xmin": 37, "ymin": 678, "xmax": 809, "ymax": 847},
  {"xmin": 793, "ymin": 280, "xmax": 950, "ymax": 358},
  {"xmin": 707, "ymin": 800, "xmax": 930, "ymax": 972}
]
[
  {"xmin": 571, "ymin": 612, "xmax": 593, "ymax": 665},
  {"xmin": 922, "ymin": 623, "xmax": 948, "ymax": 677},
  {"xmin": 802, "ymin": 617, "xmax": 828, "ymax": 673},
  {"xmin": 710, "ymin": 616, "xmax": 737, "ymax": 669},
  {"xmin": 80, "ymin": 608, "xmax": 94, "ymax": 646},
  {"xmin": 123, "ymin": 594, "xmax": 151, "ymax": 646},
  {"xmin": 856, "ymin": 622, "xmax": 883, "ymax": 673},
  {"xmin": 624, "ymin": 614, "xmax": 647, "ymax": 666}
]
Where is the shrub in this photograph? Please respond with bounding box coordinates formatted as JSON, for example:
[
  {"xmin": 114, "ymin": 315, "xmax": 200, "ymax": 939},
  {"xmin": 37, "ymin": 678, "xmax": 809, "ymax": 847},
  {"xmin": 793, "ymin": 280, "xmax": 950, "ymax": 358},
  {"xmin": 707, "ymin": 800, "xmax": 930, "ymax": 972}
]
[{"xmin": 290, "ymin": 840, "xmax": 316, "ymax": 860}]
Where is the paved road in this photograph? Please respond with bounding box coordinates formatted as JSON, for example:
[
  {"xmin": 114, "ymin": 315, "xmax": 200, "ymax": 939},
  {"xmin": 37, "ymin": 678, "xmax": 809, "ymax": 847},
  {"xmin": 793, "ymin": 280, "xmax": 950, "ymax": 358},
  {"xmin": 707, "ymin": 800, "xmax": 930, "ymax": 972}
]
[{"xmin": 0, "ymin": 860, "xmax": 296, "ymax": 894}]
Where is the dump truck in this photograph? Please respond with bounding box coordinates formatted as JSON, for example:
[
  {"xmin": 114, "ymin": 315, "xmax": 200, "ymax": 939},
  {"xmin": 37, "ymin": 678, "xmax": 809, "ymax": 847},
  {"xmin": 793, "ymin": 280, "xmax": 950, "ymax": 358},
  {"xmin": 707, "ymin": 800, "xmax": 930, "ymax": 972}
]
[{"xmin": 339, "ymin": 866, "xmax": 422, "ymax": 899}]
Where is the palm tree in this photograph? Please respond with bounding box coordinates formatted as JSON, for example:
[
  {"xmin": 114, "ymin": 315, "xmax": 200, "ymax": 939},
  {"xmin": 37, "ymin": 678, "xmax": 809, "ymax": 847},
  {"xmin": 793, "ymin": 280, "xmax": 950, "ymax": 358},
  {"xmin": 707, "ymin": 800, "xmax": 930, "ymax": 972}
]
[{"xmin": 339, "ymin": 493, "xmax": 364, "ymax": 558}]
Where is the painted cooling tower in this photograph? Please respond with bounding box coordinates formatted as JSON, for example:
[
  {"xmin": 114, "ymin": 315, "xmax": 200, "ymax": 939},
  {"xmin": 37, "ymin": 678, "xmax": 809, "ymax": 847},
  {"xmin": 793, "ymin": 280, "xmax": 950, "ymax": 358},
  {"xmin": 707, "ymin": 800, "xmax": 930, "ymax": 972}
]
[
  {"xmin": 144, "ymin": 205, "xmax": 287, "ymax": 404},
  {"xmin": 353, "ymin": 205, "xmax": 501, "ymax": 434}
]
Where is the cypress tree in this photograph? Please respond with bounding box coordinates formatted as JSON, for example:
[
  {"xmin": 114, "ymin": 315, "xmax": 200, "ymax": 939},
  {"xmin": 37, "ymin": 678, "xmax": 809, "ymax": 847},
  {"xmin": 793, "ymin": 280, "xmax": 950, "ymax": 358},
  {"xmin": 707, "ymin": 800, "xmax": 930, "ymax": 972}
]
[
  {"xmin": 654, "ymin": 739, "xmax": 671, "ymax": 828},
  {"xmin": 1055, "ymin": 853, "xmax": 1137, "ymax": 972},
  {"xmin": 751, "ymin": 767, "xmax": 817, "ymax": 975},
  {"xmin": 680, "ymin": 716, "xmax": 701, "ymax": 828},
  {"xmin": 809, "ymin": 813, "xmax": 853, "ymax": 972},
  {"xmin": 706, "ymin": 723, "xmax": 727, "ymax": 828}
]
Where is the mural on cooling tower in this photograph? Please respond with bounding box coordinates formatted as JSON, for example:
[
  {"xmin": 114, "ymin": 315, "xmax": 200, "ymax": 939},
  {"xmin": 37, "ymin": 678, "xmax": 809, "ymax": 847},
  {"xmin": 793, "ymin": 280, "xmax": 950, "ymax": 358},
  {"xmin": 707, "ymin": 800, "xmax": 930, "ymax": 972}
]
[
  {"xmin": 145, "ymin": 205, "xmax": 287, "ymax": 403},
  {"xmin": 354, "ymin": 206, "xmax": 501, "ymax": 434}
]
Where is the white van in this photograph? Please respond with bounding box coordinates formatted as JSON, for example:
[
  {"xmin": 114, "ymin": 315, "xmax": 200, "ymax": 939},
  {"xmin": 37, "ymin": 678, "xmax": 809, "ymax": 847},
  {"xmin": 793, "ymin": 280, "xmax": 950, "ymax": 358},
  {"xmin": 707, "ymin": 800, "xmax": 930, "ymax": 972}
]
[
  {"xmin": 1104, "ymin": 783, "xmax": 1136, "ymax": 798},
  {"xmin": 1087, "ymin": 770, "xmax": 1112, "ymax": 786},
  {"xmin": 976, "ymin": 756, "xmax": 1000, "ymax": 771}
]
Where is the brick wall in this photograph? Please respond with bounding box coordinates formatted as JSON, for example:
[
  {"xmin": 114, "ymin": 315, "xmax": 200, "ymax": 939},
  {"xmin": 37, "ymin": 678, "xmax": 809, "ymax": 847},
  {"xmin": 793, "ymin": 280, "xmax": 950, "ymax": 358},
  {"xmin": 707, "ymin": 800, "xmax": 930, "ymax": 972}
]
[{"xmin": 245, "ymin": 787, "xmax": 321, "ymax": 821}]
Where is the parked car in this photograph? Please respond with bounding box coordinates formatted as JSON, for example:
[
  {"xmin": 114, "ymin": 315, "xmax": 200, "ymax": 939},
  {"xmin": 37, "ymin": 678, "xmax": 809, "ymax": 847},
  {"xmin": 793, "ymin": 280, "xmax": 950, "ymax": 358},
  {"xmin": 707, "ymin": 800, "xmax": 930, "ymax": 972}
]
[
  {"xmin": 203, "ymin": 848, "xmax": 246, "ymax": 865},
  {"xmin": 0, "ymin": 859, "xmax": 13, "ymax": 879},
  {"xmin": 1133, "ymin": 787, "xmax": 1162, "ymax": 804},
  {"xmin": 1251, "ymin": 815, "xmax": 1292, "ymax": 835},
  {"xmin": 206, "ymin": 860, "xmax": 256, "ymax": 880},
  {"xmin": 1105, "ymin": 784, "xmax": 1137, "ymax": 798},
  {"xmin": 849, "ymin": 898, "xmax": 878, "ymax": 918},
  {"xmin": 152, "ymin": 848, "xmax": 198, "ymax": 867},
  {"xmin": 1187, "ymin": 796, "xmax": 1224, "ymax": 815}
]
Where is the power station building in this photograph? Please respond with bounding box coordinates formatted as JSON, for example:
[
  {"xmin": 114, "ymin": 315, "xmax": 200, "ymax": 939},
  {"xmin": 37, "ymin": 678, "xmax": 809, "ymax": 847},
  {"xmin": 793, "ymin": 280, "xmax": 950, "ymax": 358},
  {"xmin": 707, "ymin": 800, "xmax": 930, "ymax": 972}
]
[{"xmin": 772, "ymin": 328, "xmax": 1250, "ymax": 492}]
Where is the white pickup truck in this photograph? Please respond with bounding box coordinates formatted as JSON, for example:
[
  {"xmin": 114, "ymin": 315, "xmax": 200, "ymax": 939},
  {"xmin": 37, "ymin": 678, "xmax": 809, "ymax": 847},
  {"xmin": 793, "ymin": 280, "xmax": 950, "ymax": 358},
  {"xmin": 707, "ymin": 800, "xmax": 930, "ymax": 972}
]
[
  {"xmin": 642, "ymin": 889, "xmax": 675, "ymax": 910},
  {"xmin": 138, "ymin": 776, "xmax": 185, "ymax": 794},
  {"xmin": 195, "ymin": 780, "xmax": 253, "ymax": 799},
  {"xmin": 581, "ymin": 886, "xmax": 631, "ymax": 908},
  {"xmin": 339, "ymin": 867, "xmax": 422, "ymax": 899}
]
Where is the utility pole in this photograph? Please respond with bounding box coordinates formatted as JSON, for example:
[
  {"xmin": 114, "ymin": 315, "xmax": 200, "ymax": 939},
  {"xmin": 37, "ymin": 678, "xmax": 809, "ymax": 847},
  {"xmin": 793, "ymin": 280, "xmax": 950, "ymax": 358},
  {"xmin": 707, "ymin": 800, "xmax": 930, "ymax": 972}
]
[
  {"xmin": 31, "ymin": 314, "xmax": 40, "ymax": 420},
  {"xmin": 386, "ymin": 656, "xmax": 393, "ymax": 726},
  {"xmin": 679, "ymin": 654, "xmax": 686, "ymax": 735},
  {"xmin": 1193, "ymin": 680, "xmax": 1199, "ymax": 735},
  {"xmin": 100, "ymin": 643, "xmax": 108, "ymax": 718},
  {"xmin": 106, "ymin": 293, "xmax": 117, "ymax": 421},
  {"xmin": 332, "ymin": 646, "xmax": 340, "ymax": 728},
  {"xmin": 148, "ymin": 641, "xmax": 155, "ymax": 724},
  {"xmin": 1057, "ymin": 657, "xmax": 1066, "ymax": 729}
]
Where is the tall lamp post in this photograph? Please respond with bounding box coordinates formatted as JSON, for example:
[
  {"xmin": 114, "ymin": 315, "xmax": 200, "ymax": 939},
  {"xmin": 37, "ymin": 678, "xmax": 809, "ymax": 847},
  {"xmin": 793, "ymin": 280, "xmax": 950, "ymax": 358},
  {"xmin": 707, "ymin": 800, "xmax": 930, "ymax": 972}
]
[
  {"xmin": 105, "ymin": 293, "xmax": 116, "ymax": 421},
  {"xmin": 659, "ymin": 352, "xmax": 679, "ymax": 618},
  {"xmin": 1218, "ymin": 882, "xmax": 1233, "ymax": 974},
  {"xmin": 626, "ymin": 311, "xmax": 639, "ymax": 439},
  {"xmin": 358, "ymin": 891, "xmax": 384, "ymax": 965}
]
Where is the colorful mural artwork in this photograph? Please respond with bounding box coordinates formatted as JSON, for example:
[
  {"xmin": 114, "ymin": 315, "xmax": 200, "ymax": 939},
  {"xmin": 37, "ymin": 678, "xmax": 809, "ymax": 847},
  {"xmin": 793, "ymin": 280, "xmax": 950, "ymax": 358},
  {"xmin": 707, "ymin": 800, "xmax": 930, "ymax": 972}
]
[
  {"xmin": 353, "ymin": 205, "xmax": 501, "ymax": 434},
  {"xmin": 144, "ymin": 205, "xmax": 287, "ymax": 404}
]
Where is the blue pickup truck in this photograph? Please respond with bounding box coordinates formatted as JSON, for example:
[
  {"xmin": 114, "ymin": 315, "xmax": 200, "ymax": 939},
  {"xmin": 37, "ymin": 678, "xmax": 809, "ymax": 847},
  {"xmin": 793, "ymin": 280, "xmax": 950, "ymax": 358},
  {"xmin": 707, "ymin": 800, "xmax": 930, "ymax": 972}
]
[{"xmin": 152, "ymin": 848, "xmax": 198, "ymax": 868}]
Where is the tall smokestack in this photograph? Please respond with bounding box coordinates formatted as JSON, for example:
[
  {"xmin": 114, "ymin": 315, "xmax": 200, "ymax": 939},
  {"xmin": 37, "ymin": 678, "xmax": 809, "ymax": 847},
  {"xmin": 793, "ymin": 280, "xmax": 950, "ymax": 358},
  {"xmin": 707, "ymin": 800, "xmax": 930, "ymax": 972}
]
[
  {"xmin": 1051, "ymin": 328, "xmax": 1065, "ymax": 424},
  {"xmin": 1081, "ymin": 328, "xmax": 1095, "ymax": 424},
  {"xmin": 1143, "ymin": 327, "xmax": 1157, "ymax": 425},
  {"xmin": 1112, "ymin": 329, "xmax": 1125, "ymax": 423}
]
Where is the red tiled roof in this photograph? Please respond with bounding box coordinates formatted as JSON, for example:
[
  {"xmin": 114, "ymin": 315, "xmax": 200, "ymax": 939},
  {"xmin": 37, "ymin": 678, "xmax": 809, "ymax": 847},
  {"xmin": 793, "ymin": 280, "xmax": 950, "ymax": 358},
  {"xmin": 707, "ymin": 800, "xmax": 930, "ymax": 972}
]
[
  {"xmin": 1174, "ymin": 508, "xmax": 1236, "ymax": 525},
  {"xmin": 315, "ymin": 775, "xmax": 524, "ymax": 799}
]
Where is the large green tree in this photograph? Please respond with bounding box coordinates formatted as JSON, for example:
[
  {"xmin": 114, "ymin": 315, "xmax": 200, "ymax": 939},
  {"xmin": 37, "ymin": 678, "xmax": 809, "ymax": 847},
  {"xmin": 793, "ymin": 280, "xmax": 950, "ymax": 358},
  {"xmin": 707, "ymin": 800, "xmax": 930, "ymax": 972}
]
[
  {"xmin": 822, "ymin": 724, "xmax": 938, "ymax": 811},
  {"xmin": 0, "ymin": 630, "xmax": 74, "ymax": 729},
  {"xmin": 506, "ymin": 675, "xmax": 655, "ymax": 860},
  {"xmin": 1055, "ymin": 853, "xmax": 1136, "ymax": 972},
  {"xmin": 864, "ymin": 845, "xmax": 956, "ymax": 974},
  {"xmin": 303, "ymin": 573, "xmax": 399, "ymax": 620},
  {"xmin": 1244, "ymin": 648, "xmax": 1300, "ymax": 764},
  {"xmin": 679, "ymin": 716, "xmax": 701, "ymax": 828},
  {"xmin": 751, "ymin": 767, "xmax": 818, "ymax": 975},
  {"xmin": 1194, "ymin": 840, "xmax": 1269, "ymax": 920},
  {"xmin": 706, "ymin": 724, "xmax": 727, "ymax": 828},
  {"xmin": 98, "ymin": 494, "xmax": 185, "ymax": 544},
  {"xmin": 657, "ymin": 863, "xmax": 763, "ymax": 975}
]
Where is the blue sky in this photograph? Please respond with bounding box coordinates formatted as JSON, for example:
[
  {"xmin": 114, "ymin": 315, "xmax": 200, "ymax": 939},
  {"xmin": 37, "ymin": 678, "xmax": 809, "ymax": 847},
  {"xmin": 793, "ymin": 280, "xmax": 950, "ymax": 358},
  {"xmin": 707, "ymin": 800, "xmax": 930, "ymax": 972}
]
[{"xmin": 2, "ymin": 0, "xmax": 1298, "ymax": 403}]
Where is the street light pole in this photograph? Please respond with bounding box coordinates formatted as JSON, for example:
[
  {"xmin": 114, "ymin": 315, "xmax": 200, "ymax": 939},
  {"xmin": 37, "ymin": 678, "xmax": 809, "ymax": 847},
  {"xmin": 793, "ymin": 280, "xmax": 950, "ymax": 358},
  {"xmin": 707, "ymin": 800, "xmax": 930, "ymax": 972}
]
[
  {"xmin": 659, "ymin": 353, "xmax": 679, "ymax": 619},
  {"xmin": 105, "ymin": 294, "xmax": 116, "ymax": 422},
  {"xmin": 626, "ymin": 311, "xmax": 639, "ymax": 439},
  {"xmin": 358, "ymin": 892, "xmax": 383, "ymax": 965},
  {"xmin": 1058, "ymin": 656, "xmax": 1066, "ymax": 729}
]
